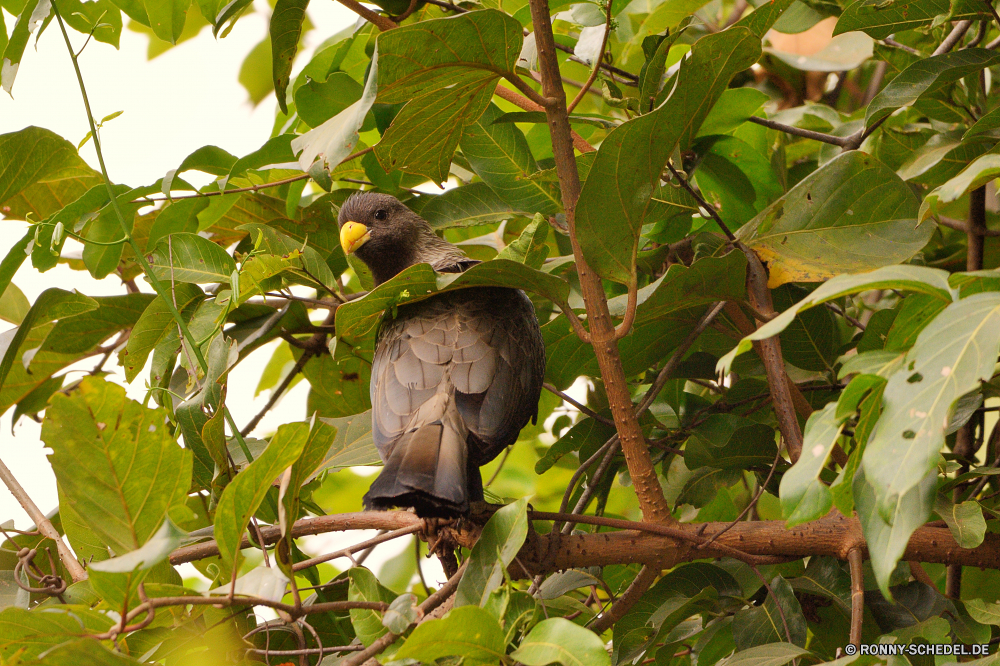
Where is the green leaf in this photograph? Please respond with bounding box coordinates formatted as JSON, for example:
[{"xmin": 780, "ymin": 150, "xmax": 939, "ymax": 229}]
[
  {"xmin": 81, "ymin": 188, "xmax": 137, "ymax": 280},
  {"xmin": 934, "ymin": 495, "xmax": 986, "ymax": 549},
  {"xmin": 497, "ymin": 213, "xmax": 550, "ymax": 268},
  {"xmin": 536, "ymin": 417, "xmax": 615, "ymax": 474},
  {"xmin": 149, "ymin": 232, "xmax": 237, "ymax": 284},
  {"xmin": 722, "ymin": 643, "xmax": 812, "ymax": 666},
  {"xmin": 292, "ymin": 49, "xmax": 377, "ymax": 172},
  {"xmin": 395, "ymin": 605, "xmax": 506, "ymax": 666},
  {"xmin": 835, "ymin": 0, "xmax": 985, "ymax": 40},
  {"xmin": 42, "ymin": 377, "xmax": 192, "ymax": 557},
  {"xmin": 213, "ymin": 422, "xmax": 309, "ymax": 569},
  {"xmin": 348, "ymin": 567, "xmax": 397, "ymax": 646},
  {"xmin": 512, "ymin": 617, "xmax": 611, "ymax": 666},
  {"xmin": 779, "ymin": 403, "xmax": 843, "ymax": 527},
  {"xmin": 374, "ymin": 10, "xmax": 523, "ymax": 182},
  {"xmin": 119, "ymin": 283, "xmax": 203, "ymax": 382},
  {"xmin": 734, "ymin": 0, "xmax": 796, "ymax": 37},
  {"xmin": 420, "ymin": 182, "xmax": 526, "ymax": 229},
  {"xmin": 44, "ymin": 293, "xmax": 154, "ymax": 355},
  {"xmin": 1, "ymin": 0, "xmax": 48, "ymax": 94},
  {"xmin": 686, "ymin": 414, "xmax": 778, "ymax": 470},
  {"xmin": 312, "ymin": 411, "xmax": 381, "ymax": 477},
  {"xmin": 697, "ymin": 87, "xmax": 770, "ymax": 137},
  {"xmin": 637, "ymin": 20, "xmax": 691, "ymax": 114},
  {"xmin": 295, "ymin": 72, "xmax": 365, "ymax": 128},
  {"xmin": 696, "ymin": 136, "xmax": 783, "ymax": 227},
  {"xmin": 965, "ymin": 598, "xmax": 1000, "ymax": 626},
  {"xmin": 0, "ymin": 283, "xmax": 29, "ymax": 325},
  {"xmin": 920, "ymin": 154, "xmax": 1000, "ymax": 222},
  {"xmin": 0, "ymin": 289, "xmax": 97, "ymax": 392},
  {"xmin": 0, "ymin": 607, "xmax": 120, "ymax": 660},
  {"xmin": 736, "ymin": 151, "xmax": 928, "ymax": 288},
  {"xmin": 964, "ymin": 106, "xmax": 1000, "ymax": 141},
  {"xmin": 732, "ymin": 576, "xmax": 807, "ymax": 648},
  {"xmin": 459, "ymin": 103, "xmax": 561, "ymax": 215},
  {"xmin": 854, "ymin": 465, "xmax": 935, "ymax": 596},
  {"xmin": 145, "ymin": 0, "xmax": 190, "ymax": 43},
  {"xmin": 866, "ymin": 49, "xmax": 1000, "ymax": 130},
  {"xmin": 863, "ymin": 293, "xmax": 1000, "ymax": 519},
  {"xmin": 336, "ymin": 260, "xmax": 569, "ymax": 358},
  {"xmin": 0, "ymin": 232, "xmax": 31, "ymax": 313},
  {"xmin": 0, "ymin": 127, "xmax": 100, "ymax": 214},
  {"xmin": 455, "ymin": 498, "xmax": 529, "ymax": 607},
  {"xmin": 575, "ymin": 28, "xmax": 761, "ymax": 284},
  {"xmin": 718, "ymin": 265, "xmax": 955, "ymax": 375},
  {"xmin": 270, "ymin": 0, "xmax": 309, "ymax": 114}
]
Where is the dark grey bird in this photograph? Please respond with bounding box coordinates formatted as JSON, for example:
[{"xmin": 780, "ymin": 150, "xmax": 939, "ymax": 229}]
[{"xmin": 338, "ymin": 192, "xmax": 546, "ymax": 517}]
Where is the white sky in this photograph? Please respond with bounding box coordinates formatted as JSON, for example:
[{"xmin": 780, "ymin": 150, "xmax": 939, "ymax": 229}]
[{"xmin": 0, "ymin": 1, "xmax": 357, "ymax": 527}]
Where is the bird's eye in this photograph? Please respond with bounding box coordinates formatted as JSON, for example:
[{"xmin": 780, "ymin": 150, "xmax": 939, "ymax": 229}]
[{"xmin": 374, "ymin": 209, "xmax": 387, "ymax": 221}]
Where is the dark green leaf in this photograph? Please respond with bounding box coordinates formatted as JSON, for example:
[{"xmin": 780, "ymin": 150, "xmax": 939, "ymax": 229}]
[
  {"xmin": 270, "ymin": 0, "xmax": 309, "ymax": 114},
  {"xmin": 575, "ymin": 28, "xmax": 761, "ymax": 284},
  {"xmin": 732, "ymin": 576, "xmax": 807, "ymax": 648},
  {"xmin": 836, "ymin": 0, "xmax": 985, "ymax": 39},
  {"xmin": 149, "ymin": 232, "xmax": 237, "ymax": 284}
]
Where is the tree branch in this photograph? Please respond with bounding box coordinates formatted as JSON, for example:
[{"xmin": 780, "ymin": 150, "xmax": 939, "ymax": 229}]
[
  {"xmin": 0, "ymin": 459, "xmax": 87, "ymax": 582},
  {"xmin": 493, "ymin": 85, "xmax": 596, "ymax": 153},
  {"xmin": 932, "ymin": 20, "xmax": 973, "ymax": 56},
  {"xmin": 588, "ymin": 564, "xmax": 658, "ymax": 634},
  {"xmin": 543, "ymin": 383, "xmax": 614, "ymax": 426},
  {"xmin": 848, "ymin": 548, "xmax": 864, "ymax": 645},
  {"xmin": 526, "ymin": 0, "xmax": 672, "ymax": 523},
  {"xmin": 747, "ymin": 116, "xmax": 850, "ymax": 147}
]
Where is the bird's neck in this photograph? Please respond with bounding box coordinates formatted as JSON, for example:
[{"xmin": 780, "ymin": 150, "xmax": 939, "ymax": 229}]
[{"xmin": 369, "ymin": 231, "xmax": 469, "ymax": 286}]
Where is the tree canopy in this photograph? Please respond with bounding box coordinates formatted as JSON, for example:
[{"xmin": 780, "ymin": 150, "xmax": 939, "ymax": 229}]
[{"xmin": 3, "ymin": 0, "xmax": 1000, "ymax": 662}]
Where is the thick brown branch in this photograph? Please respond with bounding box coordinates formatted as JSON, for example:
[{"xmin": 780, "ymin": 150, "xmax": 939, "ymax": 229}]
[
  {"xmin": 527, "ymin": 0, "xmax": 672, "ymax": 524},
  {"xmin": 848, "ymin": 548, "xmax": 864, "ymax": 645},
  {"xmin": 588, "ymin": 564, "xmax": 658, "ymax": 634}
]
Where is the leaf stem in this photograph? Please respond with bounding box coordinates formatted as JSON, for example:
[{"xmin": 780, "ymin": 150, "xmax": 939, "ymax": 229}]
[
  {"xmin": 52, "ymin": 0, "xmax": 255, "ymax": 463},
  {"xmin": 566, "ymin": 0, "xmax": 613, "ymax": 114}
]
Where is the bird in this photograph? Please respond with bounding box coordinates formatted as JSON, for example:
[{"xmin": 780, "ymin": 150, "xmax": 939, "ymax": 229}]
[{"xmin": 338, "ymin": 192, "xmax": 546, "ymax": 517}]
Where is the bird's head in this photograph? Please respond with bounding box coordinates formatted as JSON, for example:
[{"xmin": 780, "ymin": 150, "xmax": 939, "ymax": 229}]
[
  {"xmin": 338, "ymin": 192, "xmax": 427, "ymax": 285},
  {"xmin": 338, "ymin": 192, "xmax": 464, "ymax": 285}
]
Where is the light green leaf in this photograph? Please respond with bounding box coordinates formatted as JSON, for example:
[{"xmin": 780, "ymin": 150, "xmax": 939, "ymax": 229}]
[
  {"xmin": 835, "ymin": 0, "xmax": 985, "ymax": 39},
  {"xmin": 149, "ymin": 232, "xmax": 238, "ymax": 284},
  {"xmin": 779, "ymin": 403, "xmax": 843, "ymax": 527},
  {"xmin": 934, "ymin": 495, "xmax": 987, "ymax": 549},
  {"xmin": 213, "ymin": 422, "xmax": 310, "ymax": 569},
  {"xmin": 920, "ymin": 154, "xmax": 1000, "ymax": 222},
  {"xmin": 718, "ymin": 265, "xmax": 955, "ymax": 375},
  {"xmin": 866, "ymin": 49, "xmax": 1000, "ymax": 130},
  {"xmin": 854, "ymin": 465, "xmax": 936, "ymax": 596},
  {"xmin": 89, "ymin": 518, "xmax": 187, "ymax": 573},
  {"xmin": 455, "ymin": 498, "xmax": 529, "ymax": 607},
  {"xmin": 0, "ymin": 283, "xmax": 29, "ymax": 325},
  {"xmin": 721, "ymin": 643, "xmax": 812, "ymax": 666},
  {"xmin": 348, "ymin": 567, "xmax": 397, "ymax": 646},
  {"xmin": 965, "ymin": 598, "xmax": 1000, "ymax": 626},
  {"xmin": 863, "ymin": 293, "xmax": 1000, "ymax": 519},
  {"xmin": 497, "ymin": 213, "xmax": 550, "ymax": 268},
  {"xmin": 42, "ymin": 377, "xmax": 192, "ymax": 557},
  {"xmin": 732, "ymin": 576, "xmax": 807, "ymax": 648},
  {"xmin": 512, "ymin": 617, "xmax": 611, "ymax": 666},
  {"xmin": 1, "ymin": 0, "xmax": 48, "ymax": 94},
  {"xmin": 736, "ymin": 151, "xmax": 928, "ymax": 288},
  {"xmin": 119, "ymin": 283, "xmax": 203, "ymax": 382},
  {"xmin": 395, "ymin": 605, "xmax": 506, "ymax": 666},
  {"xmin": 144, "ymin": 0, "xmax": 190, "ymax": 43}
]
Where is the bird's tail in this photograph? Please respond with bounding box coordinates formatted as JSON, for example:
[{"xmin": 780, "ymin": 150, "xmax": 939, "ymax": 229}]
[{"xmin": 363, "ymin": 418, "xmax": 478, "ymax": 517}]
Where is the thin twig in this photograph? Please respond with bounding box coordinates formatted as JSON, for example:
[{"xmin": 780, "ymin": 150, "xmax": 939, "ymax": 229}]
[
  {"xmin": 747, "ymin": 116, "xmax": 849, "ymax": 147},
  {"xmin": 883, "ymin": 38, "xmax": 921, "ymax": 55},
  {"xmin": 824, "ymin": 301, "xmax": 866, "ymax": 331},
  {"xmin": 697, "ymin": 448, "xmax": 782, "ymax": 549},
  {"xmin": 294, "ymin": 524, "xmax": 422, "ymax": 571},
  {"xmin": 0, "ymin": 459, "xmax": 86, "ymax": 582},
  {"xmin": 543, "ymin": 383, "xmax": 614, "ymax": 426},
  {"xmin": 665, "ymin": 162, "xmax": 736, "ymax": 240},
  {"xmin": 937, "ymin": 215, "xmax": 1000, "ymax": 236},
  {"xmin": 566, "ymin": 0, "xmax": 612, "ymax": 114},
  {"xmin": 848, "ymin": 548, "xmax": 864, "ymax": 645}
]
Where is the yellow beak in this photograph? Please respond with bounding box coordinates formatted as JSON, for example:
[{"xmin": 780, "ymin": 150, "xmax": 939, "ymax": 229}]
[{"xmin": 340, "ymin": 221, "xmax": 371, "ymax": 255}]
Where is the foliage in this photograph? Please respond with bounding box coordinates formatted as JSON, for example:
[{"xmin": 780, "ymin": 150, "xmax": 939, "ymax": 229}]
[{"xmin": 4, "ymin": 0, "xmax": 1000, "ymax": 662}]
